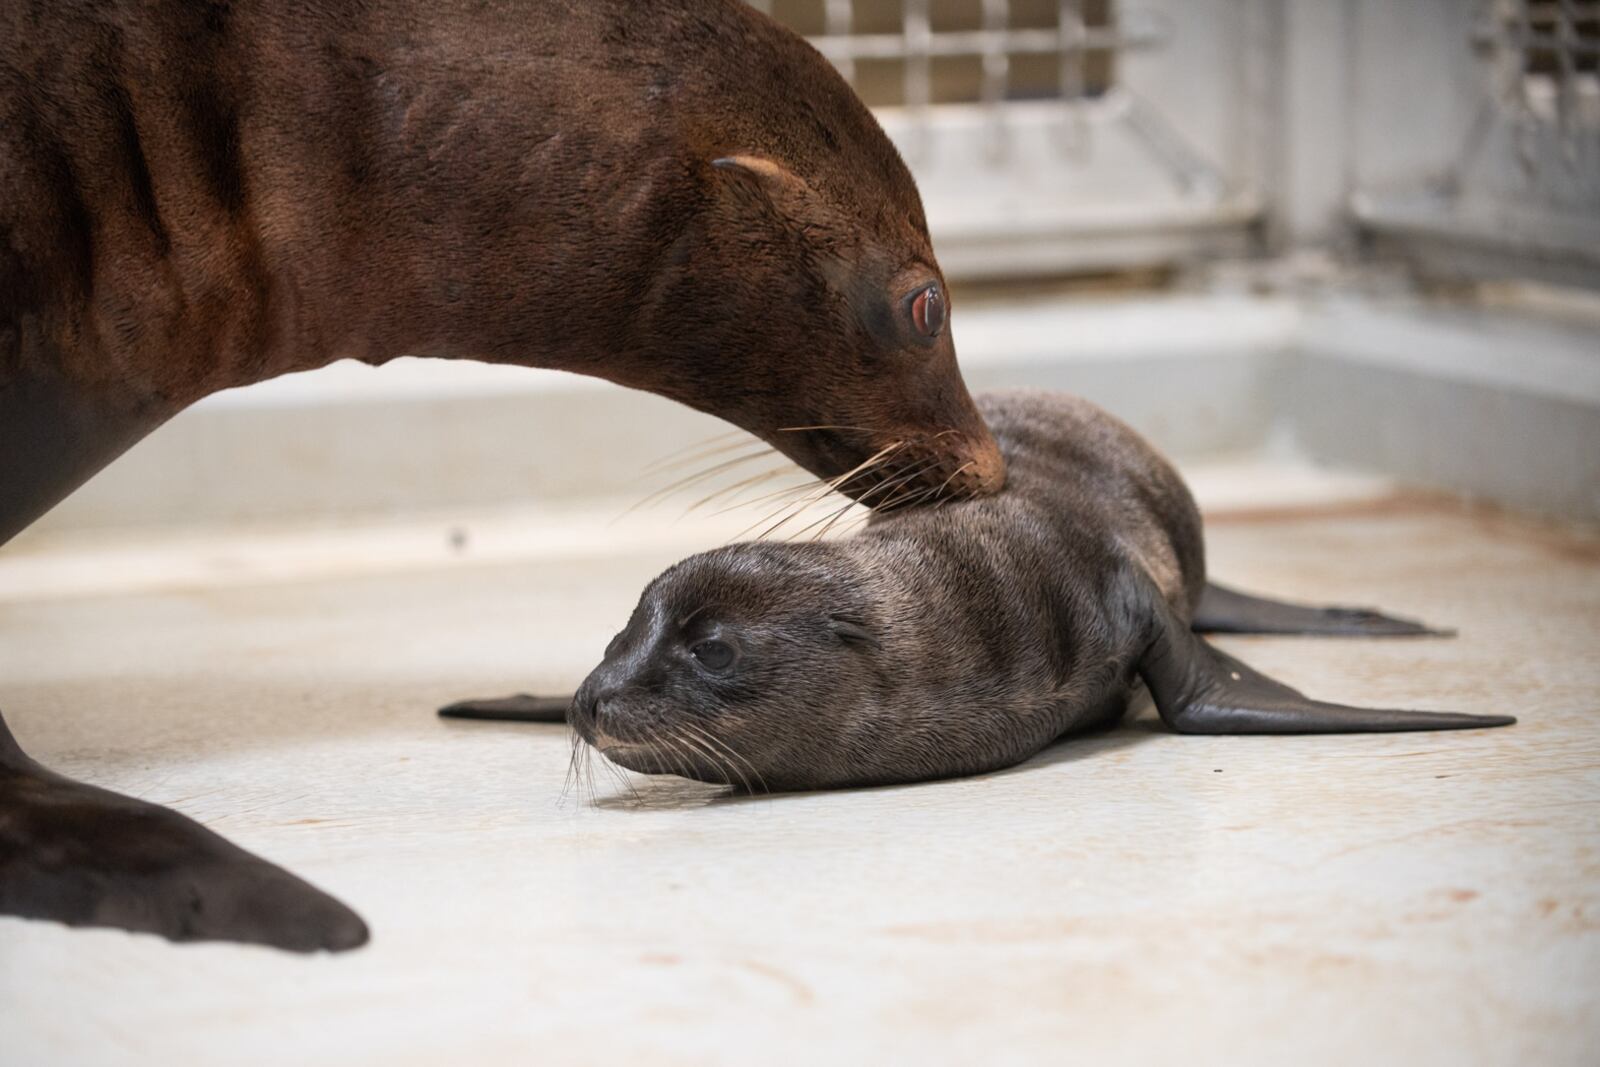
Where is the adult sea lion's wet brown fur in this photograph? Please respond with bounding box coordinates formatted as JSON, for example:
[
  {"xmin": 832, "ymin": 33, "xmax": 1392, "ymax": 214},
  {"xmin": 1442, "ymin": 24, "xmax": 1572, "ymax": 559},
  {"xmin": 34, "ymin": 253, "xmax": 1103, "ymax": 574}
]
[
  {"xmin": 557, "ymin": 391, "xmax": 1512, "ymax": 792},
  {"xmin": 1, "ymin": 0, "xmax": 1003, "ymax": 543},
  {"xmin": 0, "ymin": 0, "xmax": 1003, "ymax": 949}
]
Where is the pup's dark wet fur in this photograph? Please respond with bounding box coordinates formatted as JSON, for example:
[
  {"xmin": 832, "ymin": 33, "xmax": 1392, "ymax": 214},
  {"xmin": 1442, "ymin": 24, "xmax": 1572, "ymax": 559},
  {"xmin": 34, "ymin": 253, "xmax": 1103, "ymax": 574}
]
[{"xmin": 447, "ymin": 391, "xmax": 1512, "ymax": 791}]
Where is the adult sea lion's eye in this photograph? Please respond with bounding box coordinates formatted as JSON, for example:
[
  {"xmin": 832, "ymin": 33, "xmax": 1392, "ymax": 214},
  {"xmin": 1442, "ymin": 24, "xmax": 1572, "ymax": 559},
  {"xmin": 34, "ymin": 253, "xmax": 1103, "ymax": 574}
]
[
  {"xmin": 910, "ymin": 284, "xmax": 945, "ymax": 339},
  {"xmin": 691, "ymin": 639, "xmax": 736, "ymax": 672}
]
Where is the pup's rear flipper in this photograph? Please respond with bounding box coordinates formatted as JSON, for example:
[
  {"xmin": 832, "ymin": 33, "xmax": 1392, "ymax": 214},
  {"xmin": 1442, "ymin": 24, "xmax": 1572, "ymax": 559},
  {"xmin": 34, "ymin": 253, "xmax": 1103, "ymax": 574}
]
[
  {"xmin": 438, "ymin": 694, "xmax": 571, "ymax": 722},
  {"xmin": 1140, "ymin": 609, "xmax": 1513, "ymax": 733},
  {"xmin": 1193, "ymin": 581, "xmax": 1450, "ymax": 637}
]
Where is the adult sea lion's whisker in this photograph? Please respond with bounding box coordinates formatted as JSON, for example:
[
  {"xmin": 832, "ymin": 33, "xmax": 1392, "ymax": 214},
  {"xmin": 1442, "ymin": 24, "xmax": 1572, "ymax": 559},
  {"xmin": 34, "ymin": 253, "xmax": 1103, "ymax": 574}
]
[
  {"xmin": 709, "ymin": 468, "xmax": 859, "ymax": 517},
  {"xmin": 743, "ymin": 441, "xmax": 908, "ymax": 541},
  {"xmin": 849, "ymin": 458, "xmax": 940, "ymax": 513},
  {"xmin": 879, "ymin": 488, "xmax": 935, "ymax": 515},
  {"xmin": 877, "ymin": 476, "xmax": 946, "ymax": 513},
  {"xmin": 833, "ymin": 469, "xmax": 943, "ymax": 533},
  {"xmin": 706, "ymin": 476, "xmax": 821, "ymax": 517},
  {"xmin": 808, "ymin": 463, "xmax": 937, "ymax": 538},
  {"xmin": 684, "ymin": 465, "xmax": 794, "ymax": 514},
  {"xmin": 728, "ymin": 439, "xmax": 907, "ymax": 522},
  {"xmin": 640, "ymin": 429, "xmax": 755, "ymax": 476},
  {"xmin": 620, "ymin": 446, "xmax": 778, "ymax": 518},
  {"xmin": 932, "ymin": 461, "xmax": 976, "ymax": 499},
  {"xmin": 811, "ymin": 497, "xmax": 864, "ymax": 541},
  {"xmin": 791, "ymin": 496, "xmax": 860, "ymax": 542},
  {"xmin": 643, "ymin": 444, "xmax": 770, "ymax": 488}
]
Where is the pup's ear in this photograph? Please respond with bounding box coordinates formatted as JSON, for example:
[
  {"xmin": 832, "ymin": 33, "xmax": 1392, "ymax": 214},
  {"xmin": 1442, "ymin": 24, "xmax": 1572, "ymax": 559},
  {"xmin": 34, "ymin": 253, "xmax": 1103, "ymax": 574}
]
[{"xmin": 827, "ymin": 613, "xmax": 880, "ymax": 649}]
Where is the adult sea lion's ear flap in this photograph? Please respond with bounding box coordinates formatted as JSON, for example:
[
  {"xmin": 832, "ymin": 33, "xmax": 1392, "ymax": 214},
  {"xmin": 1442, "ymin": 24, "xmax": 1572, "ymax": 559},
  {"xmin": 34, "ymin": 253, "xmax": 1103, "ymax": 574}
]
[
  {"xmin": 710, "ymin": 155, "xmax": 811, "ymax": 211},
  {"xmin": 1133, "ymin": 583, "xmax": 1515, "ymax": 734}
]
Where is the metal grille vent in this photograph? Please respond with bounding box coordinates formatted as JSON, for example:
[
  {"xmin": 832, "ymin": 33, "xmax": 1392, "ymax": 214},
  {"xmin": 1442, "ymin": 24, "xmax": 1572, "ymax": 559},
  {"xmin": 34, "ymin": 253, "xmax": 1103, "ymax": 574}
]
[
  {"xmin": 741, "ymin": 0, "xmax": 1260, "ymax": 280},
  {"xmin": 1480, "ymin": 0, "xmax": 1600, "ymax": 129},
  {"xmin": 746, "ymin": 1, "xmax": 1131, "ymax": 109}
]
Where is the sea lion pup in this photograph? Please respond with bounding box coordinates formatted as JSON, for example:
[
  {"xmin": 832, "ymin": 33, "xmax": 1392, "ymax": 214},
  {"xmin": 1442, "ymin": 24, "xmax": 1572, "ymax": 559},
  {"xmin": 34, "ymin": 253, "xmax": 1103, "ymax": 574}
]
[{"xmin": 447, "ymin": 390, "xmax": 1511, "ymax": 790}]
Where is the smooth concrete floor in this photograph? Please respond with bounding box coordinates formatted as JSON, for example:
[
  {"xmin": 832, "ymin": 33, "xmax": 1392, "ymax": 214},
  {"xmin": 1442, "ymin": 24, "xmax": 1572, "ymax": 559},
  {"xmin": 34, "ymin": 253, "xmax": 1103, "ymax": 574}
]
[{"xmin": 1, "ymin": 488, "xmax": 1597, "ymax": 1065}]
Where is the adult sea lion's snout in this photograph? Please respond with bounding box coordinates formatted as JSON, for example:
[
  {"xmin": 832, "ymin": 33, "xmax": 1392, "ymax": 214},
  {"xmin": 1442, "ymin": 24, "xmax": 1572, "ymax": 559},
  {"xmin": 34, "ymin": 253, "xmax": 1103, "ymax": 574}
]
[{"xmin": 773, "ymin": 397, "xmax": 1006, "ymax": 508}]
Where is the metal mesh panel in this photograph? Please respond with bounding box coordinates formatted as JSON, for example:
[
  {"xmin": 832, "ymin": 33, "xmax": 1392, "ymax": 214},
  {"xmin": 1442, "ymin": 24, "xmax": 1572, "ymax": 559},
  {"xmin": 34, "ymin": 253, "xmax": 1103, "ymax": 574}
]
[
  {"xmin": 746, "ymin": 1, "xmax": 1140, "ymax": 109},
  {"xmin": 1478, "ymin": 0, "xmax": 1600, "ymax": 131},
  {"xmin": 743, "ymin": 0, "xmax": 1261, "ymax": 278}
]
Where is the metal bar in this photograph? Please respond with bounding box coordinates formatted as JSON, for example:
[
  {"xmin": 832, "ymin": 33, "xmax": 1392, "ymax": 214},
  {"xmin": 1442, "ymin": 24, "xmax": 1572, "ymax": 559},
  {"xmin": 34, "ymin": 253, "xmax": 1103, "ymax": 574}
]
[
  {"xmin": 1557, "ymin": 0, "xmax": 1578, "ymax": 142},
  {"xmin": 806, "ymin": 26, "xmax": 1163, "ymax": 63},
  {"xmin": 981, "ymin": 0, "xmax": 1008, "ymax": 155},
  {"xmin": 1470, "ymin": 27, "xmax": 1600, "ymax": 59},
  {"xmin": 824, "ymin": 0, "xmax": 855, "ymax": 81},
  {"xmin": 1058, "ymin": 1, "xmax": 1087, "ymax": 152},
  {"xmin": 903, "ymin": 0, "xmax": 932, "ymax": 137}
]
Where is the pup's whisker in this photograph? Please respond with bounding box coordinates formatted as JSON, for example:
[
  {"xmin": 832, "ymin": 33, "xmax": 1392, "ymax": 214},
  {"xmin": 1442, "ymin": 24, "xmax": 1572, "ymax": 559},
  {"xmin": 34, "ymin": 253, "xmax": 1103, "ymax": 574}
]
[
  {"xmin": 689, "ymin": 722, "xmax": 767, "ymax": 795},
  {"xmin": 644, "ymin": 723, "xmax": 691, "ymax": 783},
  {"xmin": 673, "ymin": 725, "xmax": 740, "ymax": 792}
]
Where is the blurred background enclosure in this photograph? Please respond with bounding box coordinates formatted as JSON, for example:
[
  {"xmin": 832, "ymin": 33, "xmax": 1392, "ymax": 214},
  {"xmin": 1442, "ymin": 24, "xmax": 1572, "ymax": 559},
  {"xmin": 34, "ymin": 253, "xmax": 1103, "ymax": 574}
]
[
  {"xmin": 754, "ymin": 0, "xmax": 1598, "ymax": 283},
  {"xmin": 20, "ymin": 0, "xmax": 1600, "ymax": 542}
]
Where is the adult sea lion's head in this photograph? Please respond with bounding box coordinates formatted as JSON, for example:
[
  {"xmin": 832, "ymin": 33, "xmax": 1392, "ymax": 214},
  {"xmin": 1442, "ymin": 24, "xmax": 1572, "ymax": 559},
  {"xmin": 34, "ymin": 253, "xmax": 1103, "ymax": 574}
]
[
  {"xmin": 693, "ymin": 154, "xmax": 1005, "ymax": 507},
  {"xmin": 609, "ymin": 10, "xmax": 1006, "ymax": 505}
]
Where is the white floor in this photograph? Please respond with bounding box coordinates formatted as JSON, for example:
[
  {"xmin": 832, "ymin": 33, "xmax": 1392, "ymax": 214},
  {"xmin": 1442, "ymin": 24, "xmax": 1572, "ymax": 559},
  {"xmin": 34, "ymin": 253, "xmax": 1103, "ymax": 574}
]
[{"xmin": 1, "ymin": 477, "xmax": 1597, "ymax": 1065}]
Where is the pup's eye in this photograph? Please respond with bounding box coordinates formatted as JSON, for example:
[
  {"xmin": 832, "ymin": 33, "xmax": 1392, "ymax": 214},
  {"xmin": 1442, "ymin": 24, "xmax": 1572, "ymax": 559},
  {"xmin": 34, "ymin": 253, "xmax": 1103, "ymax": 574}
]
[
  {"xmin": 691, "ymin": 639, "xmax": 736, "ymax": 671},
  {"xmin": 910, "ymin": 284, "xmax": 945, "ymax": 338}
]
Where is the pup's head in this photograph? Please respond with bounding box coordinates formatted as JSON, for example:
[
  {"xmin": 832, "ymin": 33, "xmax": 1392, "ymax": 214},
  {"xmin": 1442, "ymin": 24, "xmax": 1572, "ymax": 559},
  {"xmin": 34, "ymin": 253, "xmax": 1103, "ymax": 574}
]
[{"xmin": 570, "ymin": 542, "xmax": 893, "ymax": 792}]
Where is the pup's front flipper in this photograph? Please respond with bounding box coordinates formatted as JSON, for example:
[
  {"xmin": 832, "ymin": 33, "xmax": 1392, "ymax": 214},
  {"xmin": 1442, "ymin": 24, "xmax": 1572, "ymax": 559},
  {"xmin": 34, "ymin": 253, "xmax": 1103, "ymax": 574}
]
[
  {"xmin": 0, "ymin": 711, "xmax": 369, "ymax": 951},
  {"xmin": 1193, "ymin": 581, "xmax": 1450, "ymax": 637},
  {"xmin": 438, "ymin": 694, "xmax": 571, "ymax": 722},
  {"xmin": 1139, "ymin": 607, "xmax": 1513, "ymax": 733}
]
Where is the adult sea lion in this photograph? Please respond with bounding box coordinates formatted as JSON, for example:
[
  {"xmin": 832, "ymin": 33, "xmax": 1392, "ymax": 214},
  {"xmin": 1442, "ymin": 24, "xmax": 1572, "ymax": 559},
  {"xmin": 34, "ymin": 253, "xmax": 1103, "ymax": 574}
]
[
  {"xmin": 448, "ymin": 390, "xmax": 1510, "ymax": 791},
  {"xmin": 0, "ymin": 0, "xmax": 1005, "ymax": 949}
]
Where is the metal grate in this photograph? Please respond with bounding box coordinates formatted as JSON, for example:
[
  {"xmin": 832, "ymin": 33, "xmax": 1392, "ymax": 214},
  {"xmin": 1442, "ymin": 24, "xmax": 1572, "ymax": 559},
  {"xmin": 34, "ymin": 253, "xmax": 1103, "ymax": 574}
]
[
  {"xmin": 1479, "ymin": 0, "xmax": 1600, "ymax": 129},
  {"xmin": 742, "ymin": 0, "xmax": 1262, "ymax": 279},
  {"xmin": 746, "ymin": 1, "xmax": 1156, "ymax": 110}
]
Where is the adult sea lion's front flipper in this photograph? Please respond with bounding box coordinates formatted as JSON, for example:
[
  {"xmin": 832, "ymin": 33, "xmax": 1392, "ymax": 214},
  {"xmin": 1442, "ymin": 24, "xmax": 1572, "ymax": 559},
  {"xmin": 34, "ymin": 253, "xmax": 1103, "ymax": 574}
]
[
  {"xmin": 438, "ymin": 694, "xmax": 572, "ymax": 722},
  {"xmin": 0, "ymin": 710, "xmax": 369, "ymax": 951},
  {"xmin": 1137, "ymin": 605, "xmax": 1514, "ymax": 734},
  {"xmin": 1192, "ymin": 582, "xmax": 1450, "ymax": 637}
]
